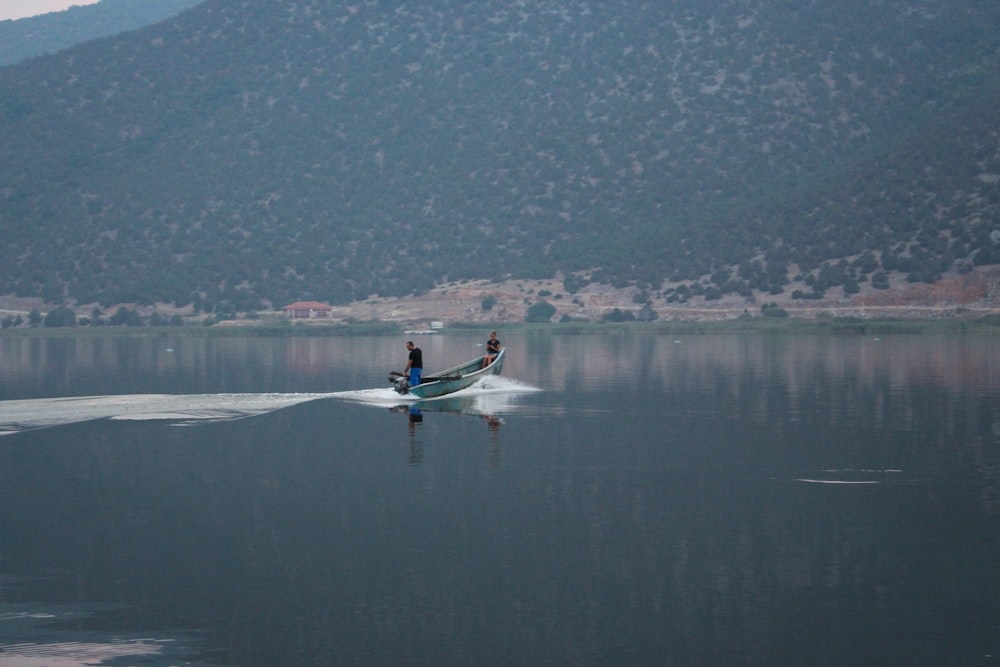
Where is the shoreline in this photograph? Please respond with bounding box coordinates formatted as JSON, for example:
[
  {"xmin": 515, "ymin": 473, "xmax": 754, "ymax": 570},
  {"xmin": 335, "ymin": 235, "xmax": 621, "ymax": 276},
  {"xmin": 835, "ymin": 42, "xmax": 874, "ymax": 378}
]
[
  {"xmin": 2, "ymin": 314, "xmax": 998, "ymax": 337},
  {"xmin": 2, "ymin": 265, "xmax": 998, "ymax": 334}
]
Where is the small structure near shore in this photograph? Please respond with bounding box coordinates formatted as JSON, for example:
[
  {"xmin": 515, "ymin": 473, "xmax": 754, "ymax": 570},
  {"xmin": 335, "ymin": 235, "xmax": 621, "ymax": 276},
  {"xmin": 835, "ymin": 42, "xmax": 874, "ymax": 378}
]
[{"xmin": 281, "ymin": 301, "xmax": 333, "ymax": 319}]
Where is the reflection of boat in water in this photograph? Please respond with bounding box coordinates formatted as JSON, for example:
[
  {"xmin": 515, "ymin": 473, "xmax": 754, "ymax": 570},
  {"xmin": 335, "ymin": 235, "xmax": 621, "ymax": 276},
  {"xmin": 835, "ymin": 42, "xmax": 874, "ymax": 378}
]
[
  {"xmin": 382, "ymin": 381, "xmax": 536, "ymax": 466},
  {"xmin": 390, "ymin": 390, "xmax": 516, "ymax": 425},
  {"xmin": 392, "ymin": 393, "xmax": 506, "ymax": 465},
  {"xmin": 390, "ymin": 349, "xmax": 505, "ymax": 398}
]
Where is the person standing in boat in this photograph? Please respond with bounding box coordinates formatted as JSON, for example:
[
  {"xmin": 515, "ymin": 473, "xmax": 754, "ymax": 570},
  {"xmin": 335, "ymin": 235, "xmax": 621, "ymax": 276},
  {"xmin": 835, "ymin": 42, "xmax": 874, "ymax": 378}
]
[
  {"xmin": 403, "ymin": 341, "xmax": 423, "ymax": 386},
  {"xmin": 482, "ymin": 331, "xmax": 501, "ymax": 368}
]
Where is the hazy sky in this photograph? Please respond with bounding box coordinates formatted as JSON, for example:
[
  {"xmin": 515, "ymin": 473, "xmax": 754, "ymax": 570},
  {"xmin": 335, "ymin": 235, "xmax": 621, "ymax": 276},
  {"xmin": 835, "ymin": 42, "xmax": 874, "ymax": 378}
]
[{"xmin": 0, "ymin": 0, "xmax": 100, "ymax": 21}]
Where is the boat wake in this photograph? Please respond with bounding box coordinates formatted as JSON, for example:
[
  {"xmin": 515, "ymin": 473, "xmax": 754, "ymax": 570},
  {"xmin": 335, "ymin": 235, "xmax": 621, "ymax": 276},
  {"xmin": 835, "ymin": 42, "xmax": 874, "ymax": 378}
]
[
  {"xmin": 0, "ymin": 378, "xmax": 541, "ymax": 436},
  {"xmin": 0, "ymin": 392, "xmax": 337, "ymax": 436},
  {"xmin": 0, "ymin": 602, "xmax": 212, "ymax": 667}
]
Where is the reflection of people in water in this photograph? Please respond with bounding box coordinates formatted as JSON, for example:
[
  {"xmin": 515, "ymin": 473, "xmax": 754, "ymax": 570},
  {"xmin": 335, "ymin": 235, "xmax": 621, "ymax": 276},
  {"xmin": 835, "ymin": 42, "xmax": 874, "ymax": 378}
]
[
  {"xmin": 390, "ymin": 404, "xmax": 501, "ymax": 464},
  {"xmin": 407, "ymin": 406, "xmax": 423, "ymax": 464},
  {"xmin": 390, "ymin": 405, "xmax": 424, "ymax": 465},
  {"xmin": 408, "ymin": 405, "xmax": 423, "ymax": 423},
  {"xmin": 390, "ymin": 404, "xmax": 423, "ymax": 425},
  {"xmin": 482, "ymin": 331, "xmax": 501, "ymax": 368},
  {"xmin": 481, "ymin": 414, "xmax": 501, "ymax": 432}
]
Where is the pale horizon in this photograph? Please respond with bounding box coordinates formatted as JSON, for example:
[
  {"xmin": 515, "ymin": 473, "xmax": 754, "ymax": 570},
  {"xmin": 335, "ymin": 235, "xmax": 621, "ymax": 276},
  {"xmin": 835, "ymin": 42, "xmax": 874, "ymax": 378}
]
[{"xmin": 0, "ymin": 0, "xmax": 101, "ymax": 21}]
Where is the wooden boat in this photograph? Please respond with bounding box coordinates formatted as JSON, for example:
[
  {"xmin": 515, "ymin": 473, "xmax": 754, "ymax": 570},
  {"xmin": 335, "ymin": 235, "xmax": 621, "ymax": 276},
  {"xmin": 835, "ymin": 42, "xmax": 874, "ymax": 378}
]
[{"xmin": 389, "ymin": 348, "xmax": 505, "ymax": 398}]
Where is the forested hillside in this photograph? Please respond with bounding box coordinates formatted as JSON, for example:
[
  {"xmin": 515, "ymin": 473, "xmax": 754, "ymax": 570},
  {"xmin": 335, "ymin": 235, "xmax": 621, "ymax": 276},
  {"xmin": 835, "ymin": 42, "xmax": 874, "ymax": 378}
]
[
  {"xmin": 0, "ymin": 0, "xmax": 204, "ymax": 66},
  {"xmin": 1, "ymin": 0, "xmax": 998, "ymax": 314}
]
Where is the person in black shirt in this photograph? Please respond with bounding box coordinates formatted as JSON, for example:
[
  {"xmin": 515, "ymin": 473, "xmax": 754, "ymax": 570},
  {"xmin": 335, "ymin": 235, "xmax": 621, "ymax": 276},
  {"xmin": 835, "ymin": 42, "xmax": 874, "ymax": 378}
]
[
  {"xmin": 482, "ymin": 331, "xmax": 501, "ymax": 368},
  {"xmin": 404, "ymin": 341, "xmax": 423, "ymax": 386}
]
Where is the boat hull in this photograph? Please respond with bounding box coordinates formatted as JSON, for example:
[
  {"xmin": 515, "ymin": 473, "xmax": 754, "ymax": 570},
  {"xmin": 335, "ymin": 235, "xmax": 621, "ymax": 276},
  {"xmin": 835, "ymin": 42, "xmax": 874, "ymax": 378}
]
[{"xmin": 405, "ymin": 348, "xmax": 505, "ymax": 398}]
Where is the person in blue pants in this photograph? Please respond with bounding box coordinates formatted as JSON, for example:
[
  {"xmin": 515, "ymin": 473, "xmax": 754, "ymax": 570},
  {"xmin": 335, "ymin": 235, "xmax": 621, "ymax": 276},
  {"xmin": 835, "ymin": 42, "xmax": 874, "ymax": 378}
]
[{"xmin": 404, "ymin": 341, "xmax": 423, "ymax": 387}]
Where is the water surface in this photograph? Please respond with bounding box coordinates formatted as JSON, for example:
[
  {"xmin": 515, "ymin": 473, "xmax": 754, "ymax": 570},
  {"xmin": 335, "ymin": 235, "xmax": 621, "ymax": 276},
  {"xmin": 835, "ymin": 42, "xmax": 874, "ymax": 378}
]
[{"xmin": 0, "ymin": 332, "xmax": 997, "ymax": 666}]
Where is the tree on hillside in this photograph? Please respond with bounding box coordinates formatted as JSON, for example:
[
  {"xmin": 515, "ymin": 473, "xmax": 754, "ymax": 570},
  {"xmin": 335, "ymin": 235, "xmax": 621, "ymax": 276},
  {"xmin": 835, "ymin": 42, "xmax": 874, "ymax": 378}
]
[
  {"xmin": 526, "ymin": 301, "xmax": 556, "ymax": 322},
  {"xmin": 43, "ymin": 306, "xmax": 77, "ymax": 327}
]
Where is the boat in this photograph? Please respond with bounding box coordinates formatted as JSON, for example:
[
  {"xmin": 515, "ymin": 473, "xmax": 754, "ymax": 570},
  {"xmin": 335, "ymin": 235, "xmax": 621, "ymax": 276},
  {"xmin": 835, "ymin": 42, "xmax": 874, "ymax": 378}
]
[{"xmin": 389, "ymin": 348, "xmax": 505, "ymax": 398}]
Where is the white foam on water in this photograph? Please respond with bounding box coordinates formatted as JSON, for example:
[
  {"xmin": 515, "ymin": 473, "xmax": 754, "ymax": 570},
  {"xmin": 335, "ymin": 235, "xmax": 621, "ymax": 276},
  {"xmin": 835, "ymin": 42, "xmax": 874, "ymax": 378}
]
[
  {"xmin": 0, "ymin": 378, "xmax": 541, "ymax": 435},
  {"xmin": 0, "ymin": 602, "xmax": 215, "ymax": 667},
  {"xmin": 0, "ymin": 639, "xmax": 167, "ymax": 666},
  {"xmin": 332, "ymin": 387, "xmax": 408, "ymax": 404},
  {"xmin": 461, "ymin": 375, "xmax": 541, "ymax": 394},
  {"xmin": 0, "ymin": 393, "xmax": 336, "ymax": 435}
]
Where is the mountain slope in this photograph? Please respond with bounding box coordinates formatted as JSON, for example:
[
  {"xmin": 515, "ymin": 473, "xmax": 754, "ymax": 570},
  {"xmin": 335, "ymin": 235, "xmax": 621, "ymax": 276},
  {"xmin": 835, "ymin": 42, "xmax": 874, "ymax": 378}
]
[
  {"xmin": 1, "ymin": 0, "xmax": 998, "ymax": 312},
  {"xmin": 0, "ymin": 0, "xmax": 204, "ymax": 67}
]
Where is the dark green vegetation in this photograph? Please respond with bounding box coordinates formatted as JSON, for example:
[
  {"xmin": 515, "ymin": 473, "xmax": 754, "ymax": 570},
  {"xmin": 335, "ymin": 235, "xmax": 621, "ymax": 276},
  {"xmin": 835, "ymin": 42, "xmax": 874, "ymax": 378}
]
[
  {"xmin": 1, "ymin": 1, "xmax": 999, "ymax": 313},
  {"xmin": 0, "ymin": 0, "xmax": 203, "ymax": 66}
]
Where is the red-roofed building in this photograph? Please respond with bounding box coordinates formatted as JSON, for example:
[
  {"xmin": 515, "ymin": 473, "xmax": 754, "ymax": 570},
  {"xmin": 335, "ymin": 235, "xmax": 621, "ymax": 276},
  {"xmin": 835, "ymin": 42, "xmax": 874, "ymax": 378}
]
[{"xmin": 282, "ymin": 301, "xmax": 333, "ymax": 319}]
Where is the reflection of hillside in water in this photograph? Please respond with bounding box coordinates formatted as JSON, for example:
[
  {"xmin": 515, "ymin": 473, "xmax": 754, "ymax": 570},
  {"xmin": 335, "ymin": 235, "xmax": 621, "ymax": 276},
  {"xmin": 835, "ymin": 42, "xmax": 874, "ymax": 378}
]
[
  {"xmin": 521, "ymin": 334, "xmax": 998, "ymax": 429},
  {"xmin": 519, "ymin": 333, "xmax": 1000, "ymax": 515},
  {"xmin": 518, "ymin": 333, "xmax": 999, "ymax": 397}
]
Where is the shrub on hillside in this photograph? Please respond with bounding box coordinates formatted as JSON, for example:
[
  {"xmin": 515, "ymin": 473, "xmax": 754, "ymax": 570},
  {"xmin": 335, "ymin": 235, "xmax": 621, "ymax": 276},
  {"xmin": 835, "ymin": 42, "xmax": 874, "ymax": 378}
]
[{"xmin": 525, "ymin": 301, "xmax": 556, "ymax": 322}]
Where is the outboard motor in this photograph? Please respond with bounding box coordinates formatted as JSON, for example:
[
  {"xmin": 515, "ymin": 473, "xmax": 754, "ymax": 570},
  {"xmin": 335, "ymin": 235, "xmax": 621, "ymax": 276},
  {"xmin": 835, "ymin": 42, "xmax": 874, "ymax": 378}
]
[{"xmin": 392, "ymin": 375, "xmax": 410, "ymax": 395}]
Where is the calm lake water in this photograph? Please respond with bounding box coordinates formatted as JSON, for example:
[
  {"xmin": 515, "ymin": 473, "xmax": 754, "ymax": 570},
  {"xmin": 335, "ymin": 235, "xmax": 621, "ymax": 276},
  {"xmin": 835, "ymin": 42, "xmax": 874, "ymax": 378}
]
[{"xmin": 0, "ymin": 332, "xmax": 998, "ymax": 666}]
